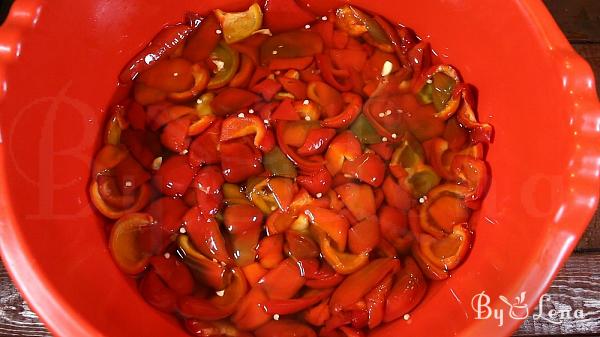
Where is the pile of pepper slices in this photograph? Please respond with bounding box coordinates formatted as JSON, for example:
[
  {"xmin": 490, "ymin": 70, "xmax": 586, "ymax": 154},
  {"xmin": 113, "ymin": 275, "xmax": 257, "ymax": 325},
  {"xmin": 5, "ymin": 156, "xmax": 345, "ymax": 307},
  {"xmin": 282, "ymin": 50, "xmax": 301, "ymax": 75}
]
[{"xmin": 90, "ymin": 1, "xmax": 493, "ymax": 336}]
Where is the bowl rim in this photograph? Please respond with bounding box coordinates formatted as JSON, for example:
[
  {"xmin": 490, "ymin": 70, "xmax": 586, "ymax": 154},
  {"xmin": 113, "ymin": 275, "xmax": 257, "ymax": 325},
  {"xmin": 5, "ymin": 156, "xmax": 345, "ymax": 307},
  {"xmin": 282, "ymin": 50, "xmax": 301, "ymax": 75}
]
[{"xmin": 0, "ymin": 1, "xmax": 599, "ymax": 336}]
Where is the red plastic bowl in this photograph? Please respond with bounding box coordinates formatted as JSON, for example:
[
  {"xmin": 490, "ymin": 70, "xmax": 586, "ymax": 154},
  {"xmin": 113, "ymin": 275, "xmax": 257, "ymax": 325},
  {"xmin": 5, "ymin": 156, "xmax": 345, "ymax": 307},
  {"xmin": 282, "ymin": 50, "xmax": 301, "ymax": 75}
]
[{"xmin": 0, "ymin": 0, "xmax": 599, "ymax": 336}]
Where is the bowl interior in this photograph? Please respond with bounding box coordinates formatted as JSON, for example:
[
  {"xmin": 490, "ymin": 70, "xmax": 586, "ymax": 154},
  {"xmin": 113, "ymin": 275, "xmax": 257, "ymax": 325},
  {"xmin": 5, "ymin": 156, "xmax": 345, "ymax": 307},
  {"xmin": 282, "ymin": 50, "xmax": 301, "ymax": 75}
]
[{"xmin": 1, "ymin": 0, "xmax": 598, "ymax": 336}]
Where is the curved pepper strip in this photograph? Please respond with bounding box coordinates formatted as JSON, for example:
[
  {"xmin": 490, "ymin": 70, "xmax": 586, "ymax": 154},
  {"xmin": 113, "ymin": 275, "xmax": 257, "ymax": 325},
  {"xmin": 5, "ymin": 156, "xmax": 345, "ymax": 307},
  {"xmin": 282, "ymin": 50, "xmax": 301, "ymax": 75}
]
[
  {"xmin": 456, "ymin": 84, "xmax": 494, "ymax": 143},
  {"xmin": 316, "ymin": 54, "xmax": 354, "ymax": 92},
  {"xmin": 90, "ymin": 181, "xmax": 151, "ymax": 219},
  {"xmin": 96, "ymin": 175, "xmax": 136, "ymax": 209},
  {"xmin": 406, "ymin": 41, "xmax": 432, "ymax": 79},
  {"xmin": 220, "ymin": 115, "xmax": 266, "ymax": 148},
  {"xmin": 177, "ymin": 235, "xmax": 231, "ymax": 290},
  {"xmin": 451, "ymin": 155, "xmax": 490, "ymax": 203},
  {"xmin": 168, "ymin": 64, "xmax": 210, "ymax": 102},
  {"xmin": 413, "ymin": 64, "xmax": 462, "ymax": 120},
  {"xmin": 108, "ymin": 213, "xmax": 156, "ymax": 274},
  {"xmin": 297, "ymin": 128, "xmax": 337, "ymax": 156},
  {"xmin": 305, "ymin": 206, "xmax": 350, "ymax": 251},
  {"xmin": 319, "ymin": 234, "xmax": 369, "ymax": 275},
  {"xmin": 184, "ymin": 207, "xmax": 233, "ymax": 264},
  {"xmin": 418, "ymin": 224, "xmax": 472, "ymax": 271},
  {"xmin": 419, "ymin": 183, "xmax": 471, "ymax": 239},
  {"xmin": 321, "ymin": 93, "xmax": 363, "ymax": 129},
  {"xmin": 188, "ymin": 114, "xmax": 217, "ymax": 136},
  {"xmin": 92, "ymin": 144, "xmax": 128, "ymax": 176},
  {"xmin": 411, "ymin": 242, "xmax": 448, "ymax": 281},
  {"xmin": 329, "ymin": 258, "xmax": 400, "ymax": 312},
  {"xmin": 120, "ymin": 24, "xmax": 193, "ymax": 83},
  {"xmin": 275, "ymin": 121, "xmax": 325, "ymax": 174},
  {"xmin": 178, "ymin": 267, "xmax": 248, "ymax": 320},
  {"xmin": 263, "ymin": 288, "xmax": 334, "ymax": 315},
  {"xmin": 383, "ymin": 257, "xmax": 427, "ymax": 322},
  {"xmin": 325, "ymin": 131, "xmax": 362, "ymax": 176},
  {"xmin": 390, "ymin": 138, "xmax": 441, "ymax": 197},
  {"xmin": 365, "ymin": 274, "xmax": 392, "ymax": 328}
]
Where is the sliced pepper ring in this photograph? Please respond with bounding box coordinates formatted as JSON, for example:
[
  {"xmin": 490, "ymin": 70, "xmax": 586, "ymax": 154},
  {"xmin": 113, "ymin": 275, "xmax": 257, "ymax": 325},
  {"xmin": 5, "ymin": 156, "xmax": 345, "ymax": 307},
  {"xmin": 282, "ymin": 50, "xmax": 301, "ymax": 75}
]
[
  {"xmin": 321, "ymin": 93, "xmax": 363, "ymax": 129},
  {"xmin": 417, "ymin": 224, "xmax": 472, "ymax": 271},
  {"xmin": 318, "ymin": 233, "xmax": 369, "ymax": 275},
  {"xmin": 419, "ymin": 183, "xmax": 471, "ymax": 238},
  {"xmin": 168, "ymin": 64, "xmax": 210, "ymax": 102},
  {"xmin": 108, "ymin": 212, "xmax": 155, "ymax": 274},
  {"xmin": 90, "ymin": 181, "xmax": 151, "ymax": 219},
  {"xmin": 208, "ymin": 42, "xmax": 241, "ymax": 89},
  {"xmin": 220, "ymin": 115, "xmax": 266, "ymax": 147},
  {"xmin": 275, "ymin": 121, "xmax": 325, "ymax": 174},
  {"xmin": 413, "ymin": 64, "xmax": 462, "ymax": 120},
  {"xmin": 455, "ymin": 84, "xmax": 494, "ymax": 143},
  {"xmin": 215, "ymin": 3, "xmax": 264, "ymax": 44},
  {"xmin": 177, "ymin": 235, "xmax": 232, "ymax": 290}
]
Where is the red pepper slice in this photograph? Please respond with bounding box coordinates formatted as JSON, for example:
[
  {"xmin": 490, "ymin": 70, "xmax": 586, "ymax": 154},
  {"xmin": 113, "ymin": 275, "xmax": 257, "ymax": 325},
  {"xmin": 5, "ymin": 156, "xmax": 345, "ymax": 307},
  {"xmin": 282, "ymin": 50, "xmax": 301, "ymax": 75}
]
[
  {"xmin": 261, "ymin": 31, "xmax": 324, "ymax": 66},
  {"xmin": 153, "ymin": 155, "xmax": 195, "ymax": 197},
  {"xmin": 221, "ymin": 115, "xmax": 267, "ymax": 148},
  {"xmin": 297, "ymin": 128, "xmax": 337, "ymax": 156},
  {"xmin": 264, "ymin": 288, "xmax": 334, "ymax": 315},
  {"xmin": 278, "ymin": 76, "xmax": 308, "ymax": 100},
  {"xmin": 263, "ymin": 0, "xmax": 316, "ymax": 33},
  {"xmin": 413, "ymin": 64, "xmax": 462, "ymax": 120},
  {"xmin": 121, "ymin": 24, "xmax": 193, "ymax": 83},
  {"xmin": 456, "ymin": 84, "xmax": 494, "ymax": 143},
  {"xmin": 444, "ymin": 117, "xmax": 469, "ymax": 151},
  {"xmin": 316, "ymin": 54, "xmax": 353, "ymax": 92},
  {"xmin": 232, "ymin": 287, "xmax": 271, "ymax": 330},
  {"xmin": 189, "ymin": 118, "xmax": 222, "ymax": 168},
  {"xmin": 108, "ymin": 213, "xmax": 156, "ymax": 274},
  {"xmin": 230, "ymin": 54, "xmax": 256, "ymax": 88},
  {"xmin": 407, "ymin": 41, "xmax": 432, "ymax": 79},
  {"xmin": 230, "ymin": 33, "xmax": 269, "ymax": 66},
  {"xmin": 321, "ymin": 93, "xmax": 362, "ymax": 129},
  {"xmin": 305, "ymin": 272, "xmax": 345, "ymax": 289},
  {"xmin": 271, "ymin": 99, "xmax": 301, "ymax": 121},
  {"xmin": 285, "ymin": 231, "xmax": 320, "ymax": 259},
  {"xmin": 182, "ymin": 14, "xmax": 220, "ymax": 63},
  {"xmin": 319, "ymin": 235, "xmax": 369, "ymax": 275},
  {"xmin": 341, "ymin": 152, "xmax": 386, "ymax": 188},
  {"xmin": 348, "ymin": 216, "xmax": 380, "ymax": 254},
  {"xmin": 224, "ymin": 204, "xmax": 264, "ymax": 234},
  {"xmin": 418, "ymin": 224, "xmax": 472, "ymax": 271},
  {"xmin": 304, "ymin": 300, "xmax": 331, "ymax": 326},
  {"xmin": 411, "ymin": 242, "xmax": 448, "ymax": 281},
  {"xmin": 177, "ymin": 235, "xmax": 231, "ymax": 290},
  {"xmin": 419, "ymin": 183, "xmax": 471, "ymax": 238},
  {"xmin": 252, "ymin": 78, "xmax": 283, "ymax": 101},
  {"xmin": 335, "ymin": 183, "xmax": 376, "ymax": 221},
  {"xmin": 259, "ymin": 258, "xmax": 305, "ymax": 299},
  {"xmin": 138, "ymin": 58, "xmax": 195, "ymax": 93},
  {"xmin": 184, "ymin": 207, "xmax": 232, "ymax": 264},
  {"xmin": 149, "ymin": 255, "xmax": 195, "ymax": 296},
  {"xmin": 146, "ymin": 197, "xmax": 188, "ymax": 233},
  {"xmin": 268, "ymin": 177, "xmax": 298, "ymax": 211},
  {"xmin": 161, "ymin": 117, "xmax": 192, "ymax": 153},
  {"xmin": 139, "ymin": 270, "xmax": 178, "ymax": 312},
  {"xmin": 210, "ymin": 88, "xmax": 261, "ymax": 116},
  {"xmin": 168, "ymin": 64, "xmax": 211, "ymax": 102},
  {"xmin": 330, "ymin": 49, "xmax": 368, "ymax": 72},
  {"xmin": 276, "ymin": 121, "xmax": 325, "ymax": 174},
  {"xmin": 242, "ymin": 262, "xmax": 268, "ymax": 286},
  {"xmin": 383, "ymin": 257, "xmax": 427, "ymax": 322},
  {"xmin": 451, "ymin": 155, "xmax": 489, "ymax": 202},
  {"xmin": 231, "ymin": 227, "xmax": 261, "ymax": 267},
  {"xmin": 382, "ymin": 176, "xmax": 412, "ymax": 211},
  {"xmin": 307, "ymin": 81, "xmax": 343, "ymax": 118},
  {"xmin": 297, "ymin": 167, "xmax": 333, "ymax": 196},
  {"xmin": 220, "ymin": 139, "xmax": 264, "ymax": 183},
  {"xmin": 325, "ymin": 131, "xmax": 362, "ymax": 176},
  {"xmin": 257, "ymin": 234, "xmax": 285, "ymax": 269},
  {"xmin": 378, "ymin": 205, "xmax": 411, "ymax": 254},
  {"xmin": 330, "ymin": 258, "xmax": 400, "ymax": 312},
  {"xmin": 193, "ymin": 166, "xmax": 225, "ymax": 215},
  {"xmin": 305, "ymin": 206, "xmax": 349, "ymax": 251},
  {"xmin": 178, "ymin": 267, "xmax": 248, "ymax": 320},
  {"xmin": 365, "ymin": 274, "xmax": 392, "ymax": 328}
]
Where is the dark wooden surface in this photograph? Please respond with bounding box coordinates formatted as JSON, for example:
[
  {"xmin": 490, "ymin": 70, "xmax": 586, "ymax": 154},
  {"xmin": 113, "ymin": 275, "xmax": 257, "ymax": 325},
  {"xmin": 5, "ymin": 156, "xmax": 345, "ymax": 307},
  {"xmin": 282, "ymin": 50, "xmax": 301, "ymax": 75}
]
[{"xmin": 1, "ymin": 1, "xmax": 600, "ymax": 336}]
